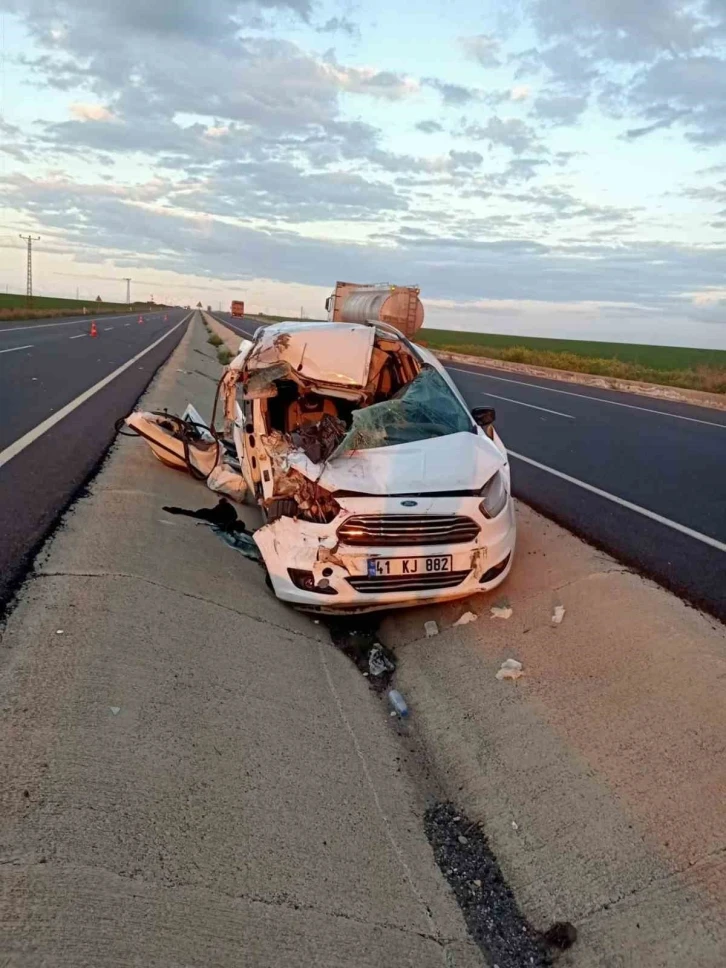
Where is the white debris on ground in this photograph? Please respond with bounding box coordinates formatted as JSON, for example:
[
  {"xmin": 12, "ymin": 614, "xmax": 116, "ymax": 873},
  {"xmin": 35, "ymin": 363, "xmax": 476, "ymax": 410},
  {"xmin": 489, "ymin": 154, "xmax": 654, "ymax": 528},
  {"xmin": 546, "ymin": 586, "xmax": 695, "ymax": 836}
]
[
  {"xmin": 424, "ymin": 620, "xmax": 440, "ymax": 638},
  {"xmin": 454, "ymin": 611, "xmax": 478, "ymax": 626},
  {"xmin": 496, "ymin": 659, "xmax": 523, "ymax": 681},
  {"xmin": 490, "ymin": 604, "xmax": 513, "ymax": 620},
  {"xmin": 552, "ymin": 605, "xmax": 566, "ymax": 625}
]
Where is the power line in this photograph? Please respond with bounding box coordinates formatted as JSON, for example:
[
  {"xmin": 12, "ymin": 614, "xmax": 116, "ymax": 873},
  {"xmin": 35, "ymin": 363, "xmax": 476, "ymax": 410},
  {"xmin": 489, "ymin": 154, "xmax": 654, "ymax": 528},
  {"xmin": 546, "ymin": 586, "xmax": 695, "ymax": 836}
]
[{"xmin": 19, "ymin": 234, "xmax": 40, "ymax": 306}]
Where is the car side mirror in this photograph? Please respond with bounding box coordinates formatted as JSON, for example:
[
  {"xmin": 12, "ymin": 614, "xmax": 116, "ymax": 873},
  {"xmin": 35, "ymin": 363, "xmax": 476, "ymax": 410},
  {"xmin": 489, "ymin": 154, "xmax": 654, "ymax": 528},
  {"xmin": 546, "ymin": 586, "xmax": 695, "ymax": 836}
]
[{"xmin": 472, "ymin": 406, "xmax": 496, "ymax": 429}]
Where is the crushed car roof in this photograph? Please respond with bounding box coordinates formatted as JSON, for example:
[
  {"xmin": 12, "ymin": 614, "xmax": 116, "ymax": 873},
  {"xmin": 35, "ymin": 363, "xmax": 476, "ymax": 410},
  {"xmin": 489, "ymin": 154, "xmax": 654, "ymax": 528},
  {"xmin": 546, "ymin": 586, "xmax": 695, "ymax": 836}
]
[{"xmin": 247, "ymin": 321, "xmax": 376, "ymax": 389}]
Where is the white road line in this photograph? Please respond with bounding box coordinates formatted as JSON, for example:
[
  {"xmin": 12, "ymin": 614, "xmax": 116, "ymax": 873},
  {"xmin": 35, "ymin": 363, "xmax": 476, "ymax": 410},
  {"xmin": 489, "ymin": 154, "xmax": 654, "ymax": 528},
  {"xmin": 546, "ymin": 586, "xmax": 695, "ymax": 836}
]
[
  {"xmin": 0, "ymin": 344, "xmax": 34, "ymax": 355},
  {"xmin": 482, "ymin": 392, "xmax": 574, "ymax": 419},
  {"xmin": 69, "ymin": 334, "xmax": 85, "ymax": 340},
  {"xmin": 448, "ymin": 366, "xmax": 726, "ymax": 429},
  {"xmin": 509, "ymin": 449, "xmax": 726, "ymax": 553},
  {"xmin": 0, "ymin": 312, "xmax": 164, "ymax": 335},
  {"xmin": 104, "ymin": 327, "xmax": 113, "ymax": 331},
  {"xmin": 0, "ymin": 315, "xmax": 190, "ymax": 472}
]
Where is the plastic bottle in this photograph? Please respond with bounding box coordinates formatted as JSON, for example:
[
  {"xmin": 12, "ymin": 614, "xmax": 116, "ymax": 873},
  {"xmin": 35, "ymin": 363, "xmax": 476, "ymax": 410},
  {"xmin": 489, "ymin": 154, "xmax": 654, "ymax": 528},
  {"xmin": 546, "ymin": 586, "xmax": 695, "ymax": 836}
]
[{"xmin": 388, "ymin": 689, "xmax": 409, "ymax": 718}]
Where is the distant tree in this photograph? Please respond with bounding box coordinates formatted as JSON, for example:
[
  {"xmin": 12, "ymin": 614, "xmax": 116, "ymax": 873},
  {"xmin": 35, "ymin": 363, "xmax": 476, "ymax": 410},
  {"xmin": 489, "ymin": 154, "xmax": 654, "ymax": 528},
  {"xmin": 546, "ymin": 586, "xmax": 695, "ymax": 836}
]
[{"xmin": 95, "ymin": 295, "xmax": 102, "ymax": 302}]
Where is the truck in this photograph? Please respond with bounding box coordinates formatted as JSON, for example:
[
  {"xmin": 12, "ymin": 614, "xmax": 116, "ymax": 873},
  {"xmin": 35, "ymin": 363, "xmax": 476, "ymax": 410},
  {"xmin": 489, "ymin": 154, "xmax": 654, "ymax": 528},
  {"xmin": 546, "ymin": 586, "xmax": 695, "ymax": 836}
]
[
  {"xmin": 230, "ymin": 300, "xmax": 245, "ymax": 317},
  {"xmin": 324, "ymin": 282, "xmax": 424, "ymax": 338}
]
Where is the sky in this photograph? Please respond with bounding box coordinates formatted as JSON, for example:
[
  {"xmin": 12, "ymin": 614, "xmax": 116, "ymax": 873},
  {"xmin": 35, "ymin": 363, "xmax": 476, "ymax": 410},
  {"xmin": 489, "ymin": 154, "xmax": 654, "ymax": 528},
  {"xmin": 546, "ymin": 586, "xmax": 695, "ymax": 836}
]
[{"xmin": 0, "ymin": 0, "xmax": 725, "ymax": 347}]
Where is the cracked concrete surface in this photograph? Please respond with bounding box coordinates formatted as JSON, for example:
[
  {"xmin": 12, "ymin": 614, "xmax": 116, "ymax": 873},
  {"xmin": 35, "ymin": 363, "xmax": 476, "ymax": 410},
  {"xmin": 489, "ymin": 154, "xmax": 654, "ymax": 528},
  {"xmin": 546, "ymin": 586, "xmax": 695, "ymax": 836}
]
[
  {"xmin": 0, "ymin": 316, "xmax": 482, "ymax": 968},
  {"xmin": 381, "ymin": 504, "xmax": 726, "ymax": 966}
]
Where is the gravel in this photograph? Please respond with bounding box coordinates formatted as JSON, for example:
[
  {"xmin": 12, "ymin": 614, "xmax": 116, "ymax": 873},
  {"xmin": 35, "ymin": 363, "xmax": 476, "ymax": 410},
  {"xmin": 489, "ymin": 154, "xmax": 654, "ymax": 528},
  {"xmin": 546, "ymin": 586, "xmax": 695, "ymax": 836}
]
[{"xmin": 424, "ymin": 802, "xmax": 554, "ymax": 968}]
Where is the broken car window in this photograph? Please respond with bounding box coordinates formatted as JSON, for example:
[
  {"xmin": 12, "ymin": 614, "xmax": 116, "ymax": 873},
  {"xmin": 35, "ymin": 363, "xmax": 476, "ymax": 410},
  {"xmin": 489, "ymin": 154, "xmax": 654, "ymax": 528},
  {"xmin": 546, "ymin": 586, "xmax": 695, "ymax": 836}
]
[{"xmin": 334, "ymin": 365, "xmax": 473, "ymax": 454}]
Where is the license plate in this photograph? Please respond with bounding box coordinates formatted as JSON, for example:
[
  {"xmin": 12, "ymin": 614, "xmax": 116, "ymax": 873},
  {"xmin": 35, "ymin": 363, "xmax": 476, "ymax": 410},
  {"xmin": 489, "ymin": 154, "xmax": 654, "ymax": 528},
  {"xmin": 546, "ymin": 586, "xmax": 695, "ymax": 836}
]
[{"xmin": 367, "ymin": 555, "xmax": 453, "ymax": 578}]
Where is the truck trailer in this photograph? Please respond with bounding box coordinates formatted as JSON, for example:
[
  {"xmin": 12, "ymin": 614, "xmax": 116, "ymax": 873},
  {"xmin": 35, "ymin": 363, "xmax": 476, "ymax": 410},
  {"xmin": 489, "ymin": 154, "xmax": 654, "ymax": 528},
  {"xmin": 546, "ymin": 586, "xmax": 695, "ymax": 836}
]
[{"xmin": 325, "ymin": 282, "xmax": 424, "ymax": 338}]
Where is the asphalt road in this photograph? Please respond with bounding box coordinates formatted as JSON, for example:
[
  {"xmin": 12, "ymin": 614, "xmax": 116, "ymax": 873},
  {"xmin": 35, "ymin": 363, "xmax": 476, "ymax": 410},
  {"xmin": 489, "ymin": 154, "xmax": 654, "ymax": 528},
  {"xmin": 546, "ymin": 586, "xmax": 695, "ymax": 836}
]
[
  {"xmin": 216, "ymin": 312, "xmax": 726, "ymax": 622},
  {"xmin": 0, "ymin": 308, "xmax": 191, "ymax": 613}
]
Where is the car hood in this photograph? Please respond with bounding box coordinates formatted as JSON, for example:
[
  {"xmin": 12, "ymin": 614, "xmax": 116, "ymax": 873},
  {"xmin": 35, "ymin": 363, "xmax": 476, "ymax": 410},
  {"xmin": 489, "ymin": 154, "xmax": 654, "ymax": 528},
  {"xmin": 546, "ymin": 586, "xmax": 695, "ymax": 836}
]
[{"xmin": 287, "ymin": 431, "xmax": 506, "ymax": 496}]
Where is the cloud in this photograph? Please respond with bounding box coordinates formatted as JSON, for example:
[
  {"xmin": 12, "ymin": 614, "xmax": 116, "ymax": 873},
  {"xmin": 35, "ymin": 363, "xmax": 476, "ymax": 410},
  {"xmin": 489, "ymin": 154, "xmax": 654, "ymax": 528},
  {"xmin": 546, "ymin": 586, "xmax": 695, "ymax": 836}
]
[
  {"xmin": 459, "ymin": 34, "xmax": 501, "ymax": 68},
  {"xmin": 511, "ymin": 1, "xmax": 726, "ymax": 144},
  {"xmin": 621, "ymin": 113, "xmax": 686, "ymax": 140},
  {"xmin": 69, "ymin": 103, "xmax": 116, "ymax": 122},
  {"xmin": 465, "ymin": 116, "xmax": 545, "ymax": 155},
  {"xmin": 510, "ymin": 85, "xmax": 531, "ymax": 101},
  {"xmin": 424, "ymin": 77, "xmax": 481, "ymax": 106},
  {"xmin": 416, "ymin": 119, "xmax": 444, "ymax": 134},
  {"xmin": 530, "ymin": 0, "xmax": 711, "ymax": 63},
  {"xmin": 318, "ymin": 16, "xmax": 359, "ymax": 37},
  {"xmin": 533, "ymin": 94, "xmax": 588, "ymax": 124},
  {"xmin": 3, "ymin": 171, "xmax": 725, "ymax": 326}
]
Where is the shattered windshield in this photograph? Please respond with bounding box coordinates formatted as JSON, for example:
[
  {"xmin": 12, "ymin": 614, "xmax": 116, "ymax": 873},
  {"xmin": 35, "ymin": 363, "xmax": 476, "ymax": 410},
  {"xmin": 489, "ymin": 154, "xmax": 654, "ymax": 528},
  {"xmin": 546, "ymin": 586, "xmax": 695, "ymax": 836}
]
[{"xmin": 334, "ymin": 365, "xmax": 473, "ymax": 455}]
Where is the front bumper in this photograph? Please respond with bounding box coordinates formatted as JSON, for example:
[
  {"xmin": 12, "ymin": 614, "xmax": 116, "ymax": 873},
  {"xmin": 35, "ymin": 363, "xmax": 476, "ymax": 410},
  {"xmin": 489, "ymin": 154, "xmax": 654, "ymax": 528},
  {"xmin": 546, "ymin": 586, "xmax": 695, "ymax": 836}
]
[{"xmin": 254, "ymin": 496, "xmax": 516, "ymax": 612}]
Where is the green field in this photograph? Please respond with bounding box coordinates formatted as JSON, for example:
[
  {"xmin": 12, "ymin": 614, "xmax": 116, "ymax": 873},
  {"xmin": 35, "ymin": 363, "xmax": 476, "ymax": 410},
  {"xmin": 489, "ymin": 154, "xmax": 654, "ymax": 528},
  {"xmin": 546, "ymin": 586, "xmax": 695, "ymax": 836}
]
[
  {"xmin": 417, "ymin": 329, "xmax": 726, "ymax": 394},
  {"xmin": 0, "ymin": 292, "xmax": 163, "ymax": 321}
]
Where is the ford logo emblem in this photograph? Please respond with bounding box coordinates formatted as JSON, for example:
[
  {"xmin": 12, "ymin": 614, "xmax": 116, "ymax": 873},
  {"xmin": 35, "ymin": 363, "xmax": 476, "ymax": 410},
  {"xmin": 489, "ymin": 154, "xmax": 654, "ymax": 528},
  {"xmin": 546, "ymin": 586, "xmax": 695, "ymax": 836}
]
[{"xmin": 401, "ymin": 500, "xmax": 418, "ymax": 507}]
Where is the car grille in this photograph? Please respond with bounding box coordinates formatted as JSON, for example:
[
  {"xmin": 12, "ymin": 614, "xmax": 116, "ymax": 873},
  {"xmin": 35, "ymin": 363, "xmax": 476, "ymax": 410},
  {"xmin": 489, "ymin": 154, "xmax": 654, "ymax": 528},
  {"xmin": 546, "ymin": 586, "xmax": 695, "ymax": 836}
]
[
  {"xmin": 346, "ymin": 570, "xmax": 470, "ymax": 594},
  {"xmin": 337, "ymin": 515, "xmax": 480, "ymax": 547}
]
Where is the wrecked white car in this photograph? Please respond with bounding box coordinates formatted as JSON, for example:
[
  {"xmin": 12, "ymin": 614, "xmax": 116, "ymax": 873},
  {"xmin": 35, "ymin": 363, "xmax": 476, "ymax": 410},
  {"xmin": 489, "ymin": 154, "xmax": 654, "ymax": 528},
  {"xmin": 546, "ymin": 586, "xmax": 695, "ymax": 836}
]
[{"xmin": 226, "ymin": 320, "xmax": 515, "ymax": 611}]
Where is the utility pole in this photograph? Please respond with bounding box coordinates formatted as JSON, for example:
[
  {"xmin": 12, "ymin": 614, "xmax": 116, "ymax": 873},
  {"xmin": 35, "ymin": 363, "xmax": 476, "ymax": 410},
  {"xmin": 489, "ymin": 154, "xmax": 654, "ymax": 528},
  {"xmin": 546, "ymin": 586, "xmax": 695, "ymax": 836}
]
[
  {"xmin": 19, "ymin": 234, "xmax": 40, "ymax": 307},
  {"xmin": 123, "ymin": 277, "xmax": 131, "ymax": 307}
]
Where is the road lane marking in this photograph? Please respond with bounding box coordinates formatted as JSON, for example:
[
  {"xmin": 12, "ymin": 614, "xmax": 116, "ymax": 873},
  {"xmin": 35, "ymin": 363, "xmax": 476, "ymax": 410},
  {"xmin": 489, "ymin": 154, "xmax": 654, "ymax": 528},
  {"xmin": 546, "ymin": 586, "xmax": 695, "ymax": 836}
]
[
  {"xmin": 482, "ymin": 392, "xmax": 574, "ymax": 419},
  {"xmin": 0, "ymin": 344, "xmax": 34, "ymax": 355},
  {"xmin": 448, "ymin": 366, "xmax": 726, "ymax": 429},
  {"xmin": 104, "ymin": 327, "xmax": 113, "ymax": 331},
  {"xmin": 69, "ymin": 334, "xmax": 85, "ymax": 339},
  {"xmin": 0, "ymin": 312, "xmax": 165, "ymax": 335},
  {"xmin": 0, "ymin": 315, "xmax": 190, "ymax": 472},
  {"xmin": 509, "ymin": 450, "xmax": 726, "ymax": 553}
]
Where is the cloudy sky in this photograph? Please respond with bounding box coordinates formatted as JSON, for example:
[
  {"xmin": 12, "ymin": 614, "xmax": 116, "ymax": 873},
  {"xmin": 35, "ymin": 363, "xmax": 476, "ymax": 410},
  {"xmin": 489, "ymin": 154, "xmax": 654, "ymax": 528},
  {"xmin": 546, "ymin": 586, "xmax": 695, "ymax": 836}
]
[{"xmin": 1, "ymin": 0, "xmax": 725, "ymax": 347}]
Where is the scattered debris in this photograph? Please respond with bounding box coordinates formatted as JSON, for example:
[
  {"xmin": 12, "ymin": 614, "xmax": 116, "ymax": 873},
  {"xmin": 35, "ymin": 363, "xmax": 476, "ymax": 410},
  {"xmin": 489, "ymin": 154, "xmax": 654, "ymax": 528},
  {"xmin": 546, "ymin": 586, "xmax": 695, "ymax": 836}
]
[
  {"xmin": 551, "ymin": 604, "xmax": 566, "ymax": 625},
  {"xmin": 490, "ymin": 604, "xmax": 513, "ymax": 620},
  {"xmin": 206, "ymin": 463, "xmax": 247, "ymax": 501},
  {"xmin": 328, "ymin": 620, "xmax": 396, "ymax": 691},
  {"xmin": 213, "ymin": 527, "xmax": 261, "ymax": 562},
  {"xmin": 425, "ymin": 802, "xmax": 554, "ymax": 967},
  {"xmin": 496, "ymin": 659, "xmax": 523, "ymax": 681},
  {"xmin": 368, "ymin": 645, "xmax": 395, "ymax": 678},
  {"xmin": 454, "ymin": 611, "xmax": 478, "ymax": 627},
  {"xmin": 511, "ymin": 821, "xmax": 519, "ymax": 831},
  {"xmin": 388, "ymin": 689, "xmax": 409, "ymax": 719},
  {"xmin": 110, "ymin": 707, "xmax": 121, "ymax": 716},
  {"xmin": 424, "ymin": 620, "xmax": 439, "ymax": 638},
  {"xmin": 55, "ymin": 630, "xmax": 64, "ymax": 635}
]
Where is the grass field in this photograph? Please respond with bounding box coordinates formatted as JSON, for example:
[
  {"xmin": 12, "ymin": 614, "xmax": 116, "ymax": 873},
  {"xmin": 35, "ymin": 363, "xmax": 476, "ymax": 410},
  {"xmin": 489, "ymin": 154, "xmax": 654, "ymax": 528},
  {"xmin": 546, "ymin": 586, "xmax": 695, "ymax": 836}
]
[
  {"xmin": 0, "ymin": 292, "xmax": 163, "ymax": 322},
  {"xmin": 417, "ymin": 329, "xmax": 726, "ymax": 394}
]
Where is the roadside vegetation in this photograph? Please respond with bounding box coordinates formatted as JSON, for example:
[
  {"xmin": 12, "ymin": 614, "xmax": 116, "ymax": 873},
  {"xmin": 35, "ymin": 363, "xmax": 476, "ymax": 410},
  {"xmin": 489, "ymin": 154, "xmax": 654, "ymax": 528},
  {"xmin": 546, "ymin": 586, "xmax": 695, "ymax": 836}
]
[
  {"xmin": 0, "ymin": 291, "xmax": 160, "ymax": 322},
  {"xmin": 417, "ymin": 329, "xmax": 726, "ymax": 394},
  {"xmin": 207, "ymin": 333, "xmax": 223, "ymax": 347}
]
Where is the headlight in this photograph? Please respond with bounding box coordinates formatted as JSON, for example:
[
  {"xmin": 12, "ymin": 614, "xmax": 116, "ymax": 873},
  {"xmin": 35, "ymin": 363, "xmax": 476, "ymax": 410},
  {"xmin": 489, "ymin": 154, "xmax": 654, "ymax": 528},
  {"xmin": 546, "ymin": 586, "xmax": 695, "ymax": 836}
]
[{"xmin": 479, "ymin": 471, "xmax": 508, "ymax": 519}]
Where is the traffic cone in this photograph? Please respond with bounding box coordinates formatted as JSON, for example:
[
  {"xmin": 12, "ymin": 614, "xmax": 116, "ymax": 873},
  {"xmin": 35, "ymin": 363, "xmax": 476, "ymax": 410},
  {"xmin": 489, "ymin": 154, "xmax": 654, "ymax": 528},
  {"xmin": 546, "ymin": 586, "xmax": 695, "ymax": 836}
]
[
  {"xmin": 90, "ymin": 320, "xmax": 98, "ymax": 338},
  {"xmin": 138, "ymin": 314, "xmax": 143, "ymax": 324}
]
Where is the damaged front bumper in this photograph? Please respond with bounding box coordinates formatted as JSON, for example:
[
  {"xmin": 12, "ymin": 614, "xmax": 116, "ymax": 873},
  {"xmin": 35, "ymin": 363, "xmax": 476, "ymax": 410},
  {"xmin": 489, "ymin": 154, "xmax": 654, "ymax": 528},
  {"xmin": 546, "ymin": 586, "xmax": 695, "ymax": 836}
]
[{"xmin": 254, "ymin": 495, "xmax": 516, "ymax": 612}]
